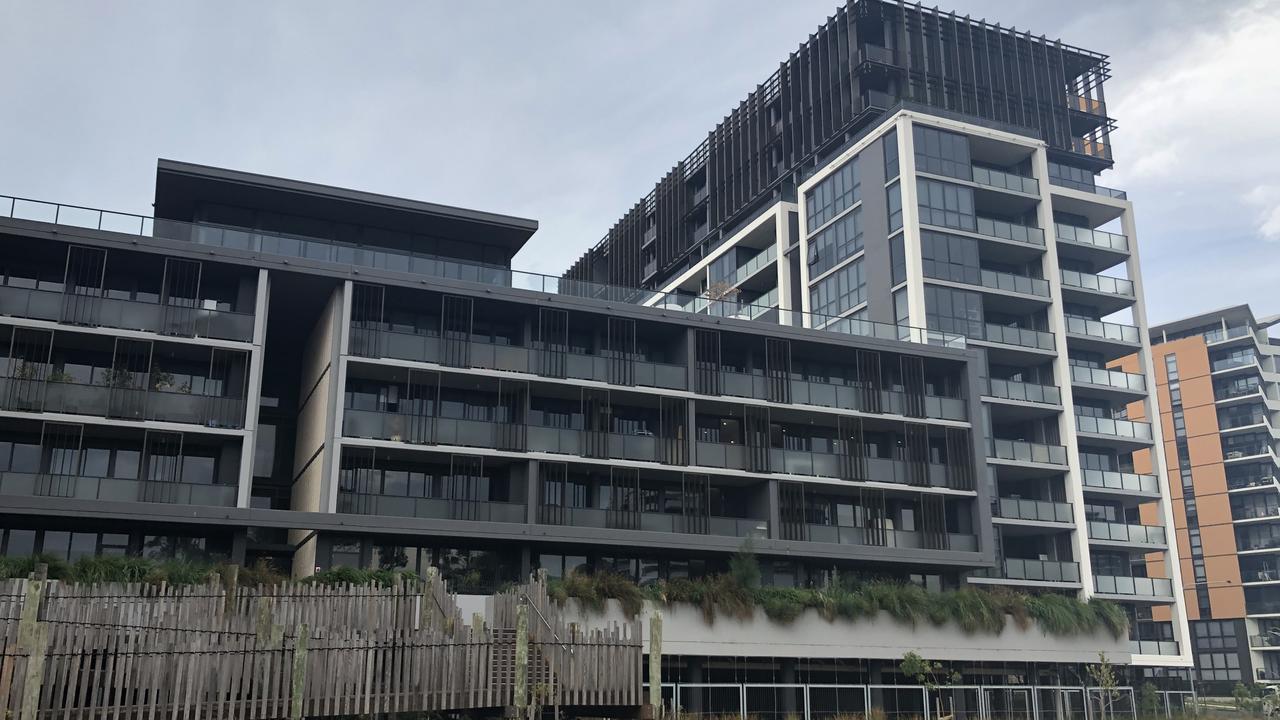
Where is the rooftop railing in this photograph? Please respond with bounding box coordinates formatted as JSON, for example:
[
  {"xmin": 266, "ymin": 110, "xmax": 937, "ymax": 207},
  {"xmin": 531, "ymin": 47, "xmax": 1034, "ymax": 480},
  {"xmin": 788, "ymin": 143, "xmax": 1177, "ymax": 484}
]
[{"xmin": 0, "ymin": 194, "xmax": 965, "ymax": 350}]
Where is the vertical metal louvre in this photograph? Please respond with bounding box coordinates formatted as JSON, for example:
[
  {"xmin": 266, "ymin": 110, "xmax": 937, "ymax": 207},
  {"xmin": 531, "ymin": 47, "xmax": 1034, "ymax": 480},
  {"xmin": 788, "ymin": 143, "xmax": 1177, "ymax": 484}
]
[
  {"xmin": 440, "ymin": 294, "xmax": 473, "ymax": 368},
  {"xmin": 36, "ymin": 422, "xmax": 83, "ymax": 498},
  {"xmin": 60, "ymin": 245, "xmax": 106, "ymax": 326},
  {"xmin": 159, "ymin": 258, "xmax": 202, "ymax": 337}
]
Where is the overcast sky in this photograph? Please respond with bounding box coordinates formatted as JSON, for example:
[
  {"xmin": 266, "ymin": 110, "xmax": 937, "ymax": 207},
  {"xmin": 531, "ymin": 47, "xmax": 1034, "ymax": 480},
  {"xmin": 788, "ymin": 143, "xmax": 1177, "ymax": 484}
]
[{"xmin": 1, "ymin": 0, "xmax": 1276, "ymax": 325}]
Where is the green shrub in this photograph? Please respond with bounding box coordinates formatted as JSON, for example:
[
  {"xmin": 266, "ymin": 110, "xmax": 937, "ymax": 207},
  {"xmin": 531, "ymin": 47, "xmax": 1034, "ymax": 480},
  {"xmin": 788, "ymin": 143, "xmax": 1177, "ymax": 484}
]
[
  {"xmin": 0, "ymin": 553, "xmax": 72, "ymax": 580},
  {"xmin": 72, "ymin": 555, "xmax": 156, "ymax": 583}
]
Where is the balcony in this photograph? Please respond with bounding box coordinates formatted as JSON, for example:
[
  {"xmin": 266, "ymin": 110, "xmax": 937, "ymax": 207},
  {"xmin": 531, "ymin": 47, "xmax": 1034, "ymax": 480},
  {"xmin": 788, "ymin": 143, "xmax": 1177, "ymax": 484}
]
[
  {"xmin": 1212, "ymin": 353, "xmax": 1261, "ymax": 374},
  {"xmin": 1206, "ymin": 325, "xmax": 1254, "ymax": 345},
  {"xmin": 857, "ymin": 44, "xmax": 897, "ymax": 66},
  {"xmin": 975, "ymin": 269, "xmax": 1050, "ymax": 297},
  {"xmin": 1081, "ymin": 469, "xmax": 1161, "ymax": 497},
  {"xmin": 719, "ymin": 245, "xmax": 777, "ymax": 289},
  {"xmin": 983, "ymin": 378, "xmax": 1061, "ymax": 406},
  {"xmin": 1059, "ymin": 270, "xmax": 1135, "ymax": 314},
  {"xmin": 1228, "ymin": 474, "xmax": 1278, "ymax": 492},
  {"xmin": 1128, "ymin": 640, "xmax": 1179, "ymax": 656},
  {"xmin": 738, "ymin": 373, "xmax": 969, "ymax": 421},
  {"xmin": 1250, "ymin": 635, "xmax": 1280, "ymax": 649},
  {"xmin": 1233, "ymin": 504, "xmax": 1280, "ymax": 522},
  {"xmin": 1069, "ymin": 365, "xmax": 1146, "ymax": 397},
  {"xmin": 1092, "ymin": 575, "xmax": 1175, "ymax": 600},
  {"xmin": 1074, "ymin": 415, "xmax": 1153, "ymax": 445},
  {"xmin": 1087, "ymin": 520, "xmax": 1166, "ymax": 547},
  {"xmin": 0, "ymin": 283, "xmax": 255, "ymax": 343},
  {"xmin": 548, "ymin": 507, "xmax": 768, "ymax": 539},
  {"xmin": 974, "ymin": 217, "xmax": 1045, "ymax": 246},
  {"xmin": 693, "ymin": 441, "xmax": 967, "ymax": 488},
  {"xmin": 993, "ymin": 497, "xmax": 1073, "ymax": 524},
  {"xmin": 1049, "ymin": 176, "xmax": 1127, "ymax": 200},
  {"xmin": 0, "ymin": 471, "xmax": 237, "ymax": 507},
  {"xmin": 1068, "ymin": 94, "xmax": 1107, "ymax": 117},
  {"xmin": 1069, "ymin": 137, "xmax": 1113, "ymax": 163},
  {"xmin": 977, "ymin": 324, "xmax": 1056, "ymax": 352},
  {"xmin": 804, "ymin": 524, "xmax": 978, "ymax": 552},
  {"xmin": 1063, "ymin": 317, "xmax": 1141, "ymax": 355},
  {"xmin": 972, "ymin": 167, "xmax": 1038, "ymax": 196},
  {"xmin": 1054, "ymin": 224, "xmax": 1129, "ymax": 262},
  {"xmin": 0, "ymin": 377, "xmax": 246, "ymax": 429},
  {"xmin": 338, "ymin": 491, "xmax": 525, "ymax": 523},
  {"xmin": 531, "ymin": 426, "xmax": 665, "ymax": 463},
  {"xmin": 988, "ymin": 439, "xmax": 1068, "ymax": 466},
  {"xmin": 973, "ymin": 558, "xmax": 1081, "ymax": 583}
]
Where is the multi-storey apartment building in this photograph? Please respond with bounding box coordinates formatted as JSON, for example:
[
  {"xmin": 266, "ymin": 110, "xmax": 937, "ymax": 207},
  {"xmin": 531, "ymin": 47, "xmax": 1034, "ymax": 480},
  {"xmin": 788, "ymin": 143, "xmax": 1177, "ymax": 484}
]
[
  {"xmin": 1142, "ymin": 306, "xmax": 1280, "ymax": 691},
  {"xmin": 565, "ymin": 0, "xmax": 1190, "ymax": 682}
]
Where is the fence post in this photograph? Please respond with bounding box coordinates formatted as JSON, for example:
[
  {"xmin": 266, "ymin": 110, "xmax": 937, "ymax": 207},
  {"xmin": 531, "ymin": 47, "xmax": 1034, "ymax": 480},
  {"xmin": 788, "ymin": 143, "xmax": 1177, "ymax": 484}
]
[
  {"xmin": 222, "ymin": 564, "xmax": 239, "ymax": 614},
  {"xmin": 18, "ymin": 623, "xmax": 47, "ymax": 720},
  {"xmin": 515, "ymin": 603, "xmax": 529, "ymax": 717},
  {"xmin": 17, "ymin": 563, "xmax": 47, "ymax": 651},
  {"xmin": 650, "ymin": 610, "xmax": 663, "ymax": 718},
  {"xmin": 289, "ymin": 623, "xmax": 310, "ymax": 720}
]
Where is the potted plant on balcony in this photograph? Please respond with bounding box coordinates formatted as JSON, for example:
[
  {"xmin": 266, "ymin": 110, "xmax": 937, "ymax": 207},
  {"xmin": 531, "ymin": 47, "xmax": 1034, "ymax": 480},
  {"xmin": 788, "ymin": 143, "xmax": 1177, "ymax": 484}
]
[{"xmin": 151, "ymin": 369, "xmax": 176, "ymax": 392}]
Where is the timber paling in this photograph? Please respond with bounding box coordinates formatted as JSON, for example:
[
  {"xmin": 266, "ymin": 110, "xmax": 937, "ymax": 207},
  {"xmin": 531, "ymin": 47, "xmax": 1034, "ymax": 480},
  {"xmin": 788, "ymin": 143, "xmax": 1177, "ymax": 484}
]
[{"xmin": 0, "ymin": 568, "xmax": 643, "ymax": 719}]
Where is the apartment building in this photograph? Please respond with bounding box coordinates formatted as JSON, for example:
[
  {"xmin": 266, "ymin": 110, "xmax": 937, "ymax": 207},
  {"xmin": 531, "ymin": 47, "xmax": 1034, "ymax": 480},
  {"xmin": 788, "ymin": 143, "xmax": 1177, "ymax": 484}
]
[
  {"xmin": 565, "ymin": 0, "xmax": 1191, "ymax": 687},
  {"xmin": 1141, "ymin": 306, "xmax": 1280, "ymax": 691}
]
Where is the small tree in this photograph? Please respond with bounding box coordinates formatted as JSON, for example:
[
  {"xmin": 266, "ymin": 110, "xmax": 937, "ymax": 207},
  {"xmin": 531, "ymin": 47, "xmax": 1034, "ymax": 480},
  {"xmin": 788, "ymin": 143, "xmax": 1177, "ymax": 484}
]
[
  {"xmin": 728, "ymin": 537, "xmax": 761, "ymax": 590},
  {"xmin": 1087, "ymin": 653, "xmax": 1120, "ymax": 720},
  {"xmin": 1137, "ymin": 682, "xmax": 1159, "ymax": 719},
  {"xmin": 901, "ymin": 651, "xmax": 961, "ymax": 720}
]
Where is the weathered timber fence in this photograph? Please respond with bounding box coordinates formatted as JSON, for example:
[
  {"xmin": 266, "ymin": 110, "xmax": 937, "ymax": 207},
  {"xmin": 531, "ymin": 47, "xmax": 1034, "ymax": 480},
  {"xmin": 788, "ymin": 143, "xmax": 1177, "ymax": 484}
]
[{"xmin": 0, "ymin": 567, "xmax": 643, "ymax": 719}]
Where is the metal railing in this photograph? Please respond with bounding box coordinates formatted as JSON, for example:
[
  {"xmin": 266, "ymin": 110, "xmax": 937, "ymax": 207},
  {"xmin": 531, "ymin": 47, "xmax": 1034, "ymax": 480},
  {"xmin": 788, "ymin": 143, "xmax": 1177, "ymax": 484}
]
[
  {"xmin": 1047, "ymin": 175, "xmax": 1127, "ymax": 199},
  {"xmin": 995, "ymin": 497, "xmax": 1073, "ymax": 523},
  {"xmin": 988, "ymin": 439, "xmax": 1068, "ymax": 465},
  {"xmin": 1074, "ymin": 414, "xmax": 1153, "ymax": 441},
  {"xmin": 0, "ymin": 193, "xmax": 966, "ymax": 350},
  {"xmin": 1082, "ymin": 469, "xmax": 1160, "ymax": 495},
  {"xmin": 1055, "ymin": 223, "xmax": 1129, "ymax": 252}
]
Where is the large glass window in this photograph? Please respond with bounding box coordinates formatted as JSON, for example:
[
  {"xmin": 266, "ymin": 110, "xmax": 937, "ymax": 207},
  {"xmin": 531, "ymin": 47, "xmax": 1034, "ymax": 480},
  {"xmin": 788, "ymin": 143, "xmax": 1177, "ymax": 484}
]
[
  {"xmin": 807, "ymin": 208, "xmax": 863, "ymax": 277},
  {"xmin": 917, "ymin": 178, "xmax": 975, "ymax": 232},
  {"xmin": 923, "ymin": 286, "xmax": 984, "ymax": 338},
  {"xmin": 809, "ymin": 260, "xmax": 866, "ymax": 318},
  {"xmin": 806, "ymin": 157, "xmax": 860, "ymax": 232},
  {"xmin": 919, "ymin": 230, "xmax": 980, "ymax": 285},
  {"xmin": 887, "ymin": 182, "xmax": 903, "ymax": 232},
  {"xmin": 883, "ymin": 129, "xmax": 900, "ymax": 180},
  {"xmin": 890, "ymin": 235, "xmax": 906, "ymax": 286},
  {"xmin": 914, "ymin": 125, "xmax": 971, "ymax": 180}
]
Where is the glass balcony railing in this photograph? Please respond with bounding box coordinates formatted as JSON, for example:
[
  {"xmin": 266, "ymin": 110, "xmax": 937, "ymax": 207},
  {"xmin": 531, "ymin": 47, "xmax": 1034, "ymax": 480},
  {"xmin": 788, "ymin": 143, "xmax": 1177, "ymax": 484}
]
[
  {"xmin": 1082, "ymin": 469, "xmax": 1160, "ymax": 495},
  {"xmin": 984, "ymin": 378, "xmax": 1061, "ymax": 405},
  {"xmin": 1070, "ymin": 365, "xmax": 1146, "ymax": 392},
  {"xmin": 1228, "ymin": 474, "xmax": 1278, "ymax": 491},
  {"xmin": 995, "ymin": 497, "xmax": 1074, "ymax": 523},
  {"xmin": 973, "ymin": 558, "xmax": 1081, "ymax": 583},
  {"xmin": 1219, "ymin": 412, "xmax": 1270, "ymax": 431},
  {"xmin": 1129, "ymin": 640, "xmax": 1179, "ymax": 656},
  {"xmin": 1212, "ymin": 354, "xmax": 1260, "ymax": 372},
  {"xmin": 981, "ymin": 324, "xmax": 1056, "ymax": 351},
  {"xmin": 1092, "ymin": 575, "xmax": 1174, "ymax": 598},
  {"xmin": 549, "ymin": 507, "xmax": 769, "ymax": 539},
  {"xmin": 988, "ymin": 439, "xmax": 1068, "ymax": 466},
  {"xmin": 1055, "ymin": 224, "xmax": 1129, "ymax": 252},
  {"xmin": 1242, "ymin": 567, "xmax": 1280, "ymax": 582},
  {"xmin": 0, "ymin": 194, "xmax": 966, "ymax": 350},
  {"xmin": 1250, "ymin": 634, "xmax": 1280, "ymax": 648},
  {"xmin": 0, "ymin": 377, "xmax": 246, "ymax": 428},
  {"xmin": 1059, "ymin": 269, "xmax": 1134, "ymax": 298},
  {"xmin": 980, "ymin": 269, "xmax": 1050, "ymax": 297},
  {"xmin": 1048, "ymin": 176, "xmax": 1128, "ymax": 200},
  {"xmin": 1064, "ymin": 316, "xmax": 1140, "ymax": 344},
  {"xmin": 1215, "ymin": 383, "xmax": 1263, "ymax": 402},
  {"xmin": 337, "ymin": 492, "xmax": 526, "ymax": 523},
  {"xmin": 975, "ymin": 216, "xmax": 1045, "ymax": 246},
  {"xmin": 0, "ymin": 471, "xmax": 237, "ymax": 507},
  {"xmin": 714, "ymin": 245, "xmax": 777, "ymax": 289},
  {"xmin": 0, "ymin": 283, "xmax": 255, "ymax": 342},
  {"xmin": 1075, "ymin": 415, "xmax": 1153, "ymax": 441},
  {"xmin": 1087, "ymin": 520, "xmax": 1166, "ymax": 545},
  {"xmin": 804, "ymin": 524, "xmax": 978, "ymax": 552},
  {"xmin": 971, "ymin": 166, "xmax": 1039, "ymax": 195},
  {"xmin": 1206, "ymin": 326, "xmax": 1253, "ymax": 344},
  {"xmin": 1233, "ymin": 504, "xmax": 1280, "ymax": 521}
]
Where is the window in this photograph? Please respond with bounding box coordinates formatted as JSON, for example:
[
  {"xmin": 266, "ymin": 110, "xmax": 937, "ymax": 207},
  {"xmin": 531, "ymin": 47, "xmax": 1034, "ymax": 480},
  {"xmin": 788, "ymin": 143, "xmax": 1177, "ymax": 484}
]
[
  {"xmin": 893, "ymin": 289, "xmax": 911, "ymax": 339},
  {"xmin": 887, "ymin": 182, "xmax": 903, "ymax": 232},
  {"xmin": 809, "ymin": 260, "xmax": 865, "ymax": 318},
  {"xmin": 807, "ymin": 207, "xmax": 863, "ymax": 277},
  {"xmin": 913, "ymin": 125, "xmax": 971, "ymax": 180},
  {"xmin": 806, "ymin": 157, "xmax": 860, "ymax": 232},
  {"xmin": 890, "ymin": 234, "xmax": 906, "ymax": 285},
  {"xmin": 883, "ymin": 129, "xmax": 900, "ymax": 180},
  {"xmin": 917, "ymin": 179, "xmax": 975, "ymax": 232},
  {"xmin": 923, "ymin": 286, "xmax": 984, "ymax": 338},
  {"xmin": 919, "ymin": 230, "xmax": 980, "ymax": 285}
]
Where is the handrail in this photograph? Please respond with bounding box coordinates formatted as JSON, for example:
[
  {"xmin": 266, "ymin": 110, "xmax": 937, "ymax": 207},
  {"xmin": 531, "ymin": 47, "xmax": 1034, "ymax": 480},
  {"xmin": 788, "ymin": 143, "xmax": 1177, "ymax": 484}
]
[{"xmin": 523, "ymin": 592, "xmax": 573, "ymax": 654}]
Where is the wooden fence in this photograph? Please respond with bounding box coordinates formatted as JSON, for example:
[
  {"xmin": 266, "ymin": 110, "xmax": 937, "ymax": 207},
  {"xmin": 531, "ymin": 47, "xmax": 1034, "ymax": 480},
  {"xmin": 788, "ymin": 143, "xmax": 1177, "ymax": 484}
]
[{"xmin": 0, "ymin": 567, "xmax": 644, "ymax": 719}]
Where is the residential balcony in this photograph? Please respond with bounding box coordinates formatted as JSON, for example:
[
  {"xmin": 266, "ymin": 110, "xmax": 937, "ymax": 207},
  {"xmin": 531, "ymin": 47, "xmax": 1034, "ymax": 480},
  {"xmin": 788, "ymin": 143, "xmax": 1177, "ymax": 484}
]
[
  {"xmin": 1055, "ymin": 224, "xmax": 1129, "ymax": 253},
  {"xmin": 1206, "ymin": 325, "xmax": 1255, "ymax": 346},
  {"xmin": 1228, "ymin": 474, "xmax": 1278, "ymax": 492},
  {"xmin": 1069, "ymin": 137, "xmax": 1113, "ymax": 163},
  {"xmin": 695, "ymin": 441, "xmax": 968, "ymax": 489},
  {"xmin": 1074, "ymin": 414, "xmax": 1154, "ymax": 446},
  {"xmin": 1234, "ymin": 504, "xmax": 1280, "ymax": 522},
  {"xmin": 0, "ymin": 377, "xmax": 246, "ymax": 429},
  {"xmin": 1087, "ymin": 520, "xmax": 1166, "ymax": 547},
  {"xmin": 1049, "ymin": 176, "xmax": 1127, "ymax": 200},
  {"xmin": 857, "ymin": 44, "xmax": 898, "ymax": 66},
  {"xmin": 925, "ymin": 267, "xmax": 1049, "ymax": 300},
  {"xmin": 0, "ymin": 471, "xmax": 237, "ymax": 507},
  {"xmin": 1224, "ymin": 445, "xmax": 1279, "ymax": 464},
  {"xmin": 337, "ymin": 491, "xmax": 526, "ymax": 524},
  {"xmin": 1129, "ymin": 640, "xmax": 1179, "ymax": 656},
  {"xmin": 1059, "ymin": 270, "xmax": 1135, "ymax": 315},
  {"xmin": 1211, "ymin": 353, "xmax": 1261, "ymax": 375},
  {"xmin": 1241, "ymin": 536, "xmax": 1280, "ymax": 553},
  {"xmin": 1242, "ymin": 566, "xmax": 1280, "ymax": 583},
  {"xmin": 971, "ymin": 167, "xmax": 1039, "ymax": 196},
  {"xmin": 1068, "ymin": 94, "xmax": 1107, "ymax": 117},
  {"xmin": 720, "ymin": 245, "xmax": 777, "ymax": 289},
  {"xmin": 802, "ymin": 524, "xmax": 978, "ymax": 552},
  {"xmin": 1063, "ymin": 316, "xmax": 1141, "ymax": 357},
  {"xmin": 971, "ymin": 558, "xmax": 1081, "ymax": 583},
  {"xmin": 547, "ymin": 507, "xmax": 768, "ymax": 539},
  {"xmin": 988, "ymin": 439, "xmax": 1068, "ymax": 466},
  {"xmin": 983, "ymin": 378, "xmax": 1061, "ymax": 406},
  {"xmin": 1092, "ymin": 574, "xmax": 1175, "ymax": 600},
  {"xmin": 976, "ymin": 323, "xmax": 1056, "ymax": 352},
  {"xmin": 1250, "ymin": 635, "xmax": 1280, "ymax": 650},
  {"xmin": 0, "ymin": 282, "xmax": 256, "ymax": 343},
  {"xmin": 721, "ymin": 370, "xmax": 968, "ymax": 421},
  {"xmin": 1081, "ymin": 469, "xmax": 1161, "ymax": 498},
  {"xmin": 974, "ymin": 216, "xmax": 1045, "ymax": 246},
  {"xmin": 1214, "ymin": 383, "xmax": 1266, "ymax": 406},
  {"xmin": 1069, "ymin": 365, "xmax": 1147, "ymax": 401},
  {"xmin": 993, "ymin": 497, "xmax": 1073, "ymax": 524}
]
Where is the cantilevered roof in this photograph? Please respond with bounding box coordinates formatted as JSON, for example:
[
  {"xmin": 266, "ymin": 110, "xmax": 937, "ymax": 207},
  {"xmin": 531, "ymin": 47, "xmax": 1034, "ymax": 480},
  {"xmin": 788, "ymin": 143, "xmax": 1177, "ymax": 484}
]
[
  {"xmin": 1150, "ymin": 304, "xmax": 1278, "ymax": 342},
  {"xmin": 153, "ymin": 159, "xmax": 539, "ymax": 257}
]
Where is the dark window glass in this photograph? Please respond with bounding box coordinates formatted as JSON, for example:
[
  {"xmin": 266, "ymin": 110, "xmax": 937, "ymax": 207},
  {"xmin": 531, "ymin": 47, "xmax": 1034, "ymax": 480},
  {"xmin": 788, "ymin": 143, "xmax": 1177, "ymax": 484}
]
[
  {"xmin": 806, "ymin": 157, "xmax": 860, "ymax": 232},
  {"xmin": 913, "ymin": 125, "xmax": 971, "ymax": 180}
]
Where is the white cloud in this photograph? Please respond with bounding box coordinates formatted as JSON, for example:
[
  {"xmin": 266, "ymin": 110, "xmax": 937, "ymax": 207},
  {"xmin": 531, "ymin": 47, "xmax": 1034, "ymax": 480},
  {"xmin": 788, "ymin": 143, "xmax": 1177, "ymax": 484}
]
[{"xmin": 1247, "ymin": 186, "xmax": 1280, "ymax": 240}]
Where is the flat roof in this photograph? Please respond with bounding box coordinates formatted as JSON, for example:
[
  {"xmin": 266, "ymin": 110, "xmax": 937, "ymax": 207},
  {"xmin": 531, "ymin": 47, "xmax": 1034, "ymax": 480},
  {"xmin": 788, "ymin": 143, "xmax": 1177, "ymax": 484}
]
[
  {"xmin": 153, "ymin": 159, "xmax": 539, "ymax": 256},
  {"xmin": 1150, "ymin": 304, "xmax": 1279, "ymax": 340}
]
